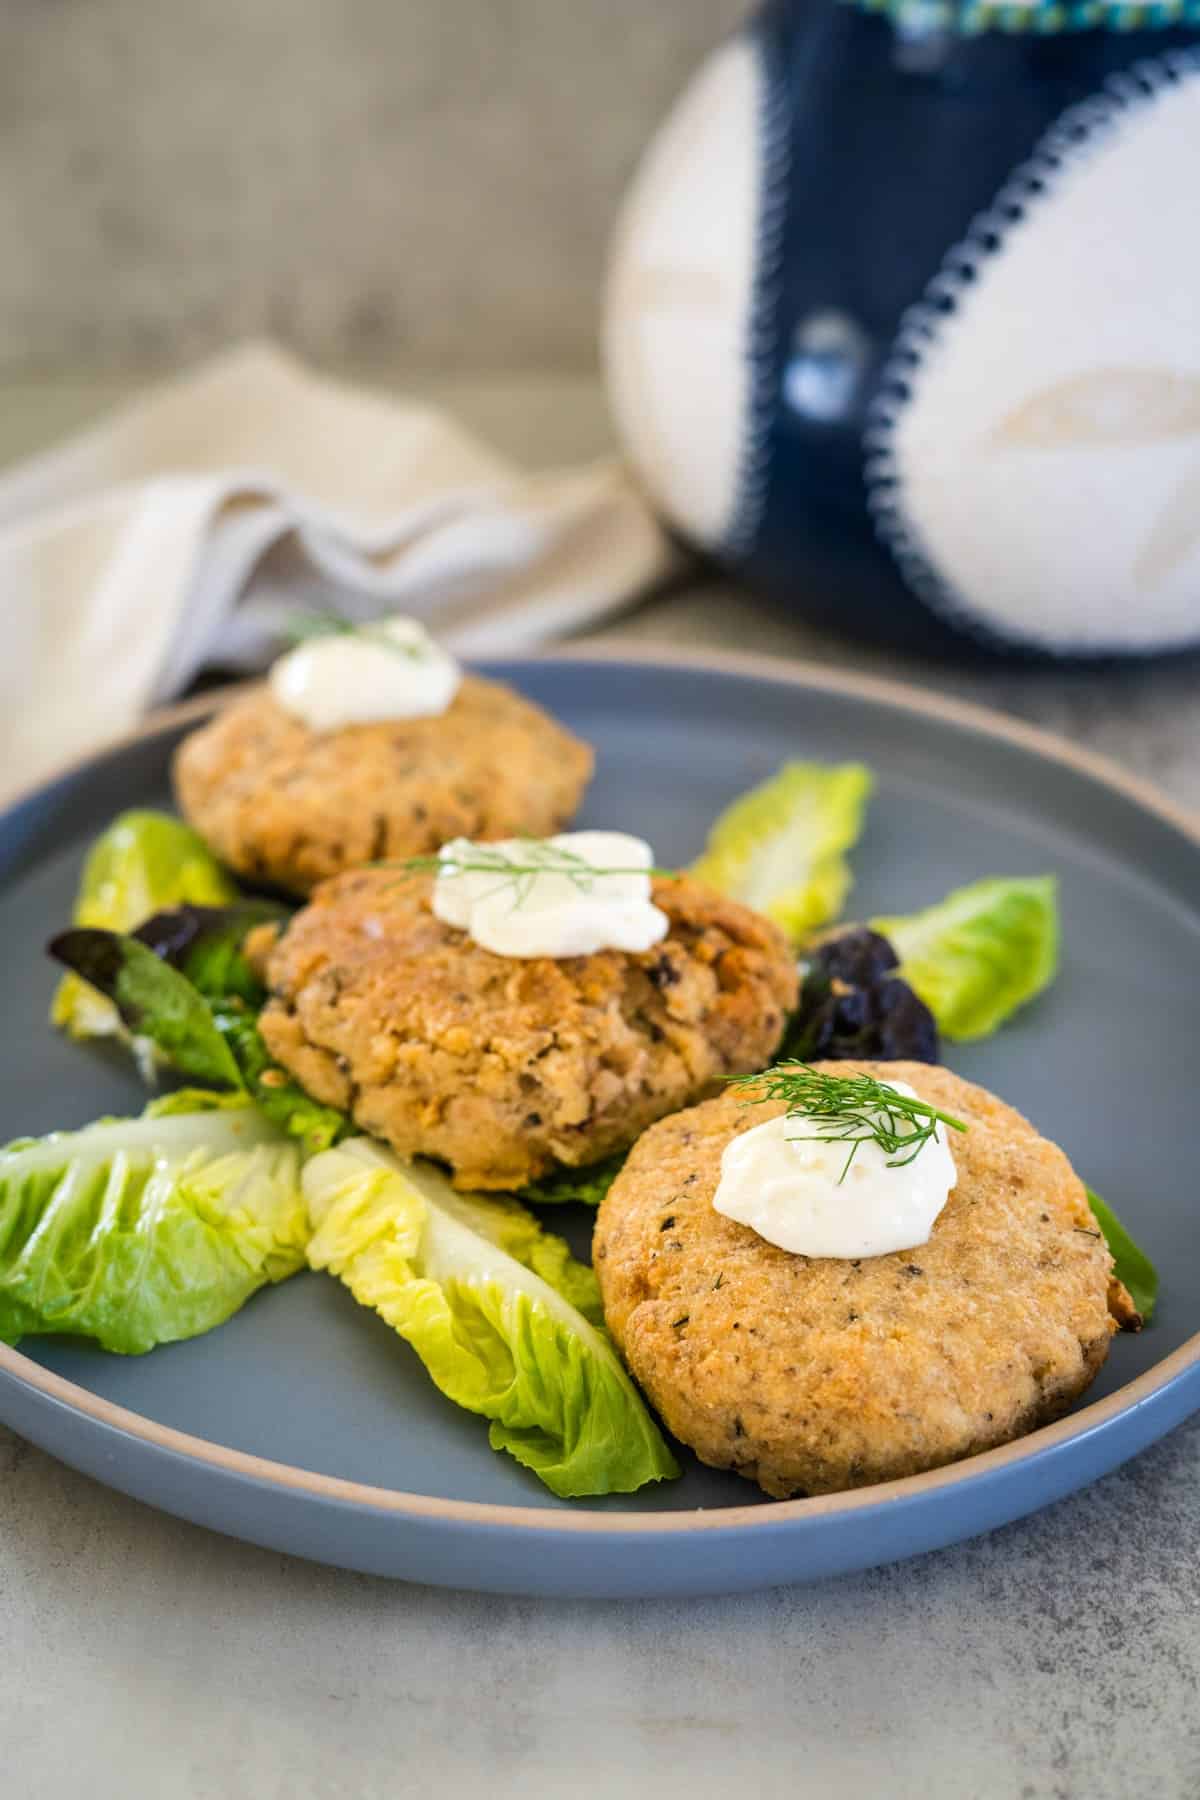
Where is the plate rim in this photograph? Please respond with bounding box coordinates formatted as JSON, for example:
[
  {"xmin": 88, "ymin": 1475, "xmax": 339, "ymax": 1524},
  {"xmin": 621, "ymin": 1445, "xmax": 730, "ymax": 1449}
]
[{"xmin": 3, "ymin": 637, "xmax": 1198, "ymax": 1537}]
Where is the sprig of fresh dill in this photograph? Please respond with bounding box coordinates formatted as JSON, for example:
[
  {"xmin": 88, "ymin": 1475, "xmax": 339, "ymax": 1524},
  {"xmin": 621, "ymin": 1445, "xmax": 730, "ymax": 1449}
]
[
  {"xmin": 283, "ymin": 611, "xmax": 429, "ymax": 662},
  {"xmin": 378, "ymin": 840, "xmax": 678, "ymax": 909},
  {"xmin": 728, "ymin": 1061, "xmax": 967, "ymax": 1183}
]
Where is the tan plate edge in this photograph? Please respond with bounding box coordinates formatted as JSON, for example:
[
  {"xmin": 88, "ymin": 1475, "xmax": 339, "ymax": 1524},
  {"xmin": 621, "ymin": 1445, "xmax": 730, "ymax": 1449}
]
[{"xmin": 2, "ymin": 640, "xmax": 1198, "ymax": 1535}]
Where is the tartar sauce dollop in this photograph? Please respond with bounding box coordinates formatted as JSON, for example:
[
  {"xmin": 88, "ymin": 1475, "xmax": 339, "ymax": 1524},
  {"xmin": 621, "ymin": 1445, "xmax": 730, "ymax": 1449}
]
[
  {"xmin": 432, "ymin": 831, "xmax": 670, "ymax": 959},
  {"xmin": 713, "ymin": 1080, "xmax": 957, "ymax": 1259},
  {"xmin": 269, "ymin": 615, "xmax": 461, "ymax": 732}
]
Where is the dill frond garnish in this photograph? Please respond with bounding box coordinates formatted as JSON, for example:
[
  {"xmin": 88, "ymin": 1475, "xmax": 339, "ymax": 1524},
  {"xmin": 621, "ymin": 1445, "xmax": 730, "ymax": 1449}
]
[
  {"xmin": 728, "ymin": 1061, "xmax": 967, "ymax": 1183},
  {"xmin": 378, "ymin": 840, "xmax": 678, "ymax": 909},
  {"xmin": 283, "ymin": 612, "xmax": 429, "ymax": 661}
]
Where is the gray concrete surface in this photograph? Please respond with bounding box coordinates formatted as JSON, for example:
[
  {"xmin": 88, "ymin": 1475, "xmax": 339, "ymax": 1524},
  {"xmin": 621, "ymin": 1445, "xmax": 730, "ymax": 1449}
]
[
  {"xmin": 5, "ymin": 1414, "xmax": 1200, "ymax": 1799},
  {"xmin": 4, "ymin": 372, "xmax": 1200, "ymax": 1799},
  {"xmin": 1, "ymin": 0, "xmax": 744, "ymax": 374}
]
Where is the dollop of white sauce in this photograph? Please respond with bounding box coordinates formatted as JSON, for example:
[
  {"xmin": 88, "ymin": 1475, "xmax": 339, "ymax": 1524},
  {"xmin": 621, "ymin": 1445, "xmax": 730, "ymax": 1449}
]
[
  {"xmin": 713, "ymin": 1081, "xmax": 957, "ymax": 1259},
  {"xmin": 269, "ymin": 615, "xmax": 461, "ymax": 731},
  {"xmin": 432, "ymin": 831, "xmax": 670, "ymax": 959}
]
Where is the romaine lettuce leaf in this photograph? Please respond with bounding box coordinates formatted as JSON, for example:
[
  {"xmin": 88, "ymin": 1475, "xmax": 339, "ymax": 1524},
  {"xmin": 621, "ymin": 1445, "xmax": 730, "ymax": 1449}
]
[
  {"xmin": 871, "ymin": 875, "xmax": 1059, "ymax": 1041},
  {"xmin": 0, "ymin": 1093, "xmax": 308, "ymax": 1353},
  {"xmin": 304, "ymin": 1141, "xmax": 679, "ymax": 1497},
  {"xmin": 1087, "ymin": 1187, "xmax": 1157, "ymax": 1325},
  {"xmin": 52, "ymin": 810, "xmax": 237, "ymax": 1042},
  {"xmin": 409, "ymin": 1180, "xmax": 605, "ymax": 1328},
  {"xmin": 691, "ymin": 761, "xmax": 873, "ymax": 942}
]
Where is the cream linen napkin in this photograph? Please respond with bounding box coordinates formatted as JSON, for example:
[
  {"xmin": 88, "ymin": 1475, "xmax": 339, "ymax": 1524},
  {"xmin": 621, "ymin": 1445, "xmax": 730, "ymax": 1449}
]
[{"xmin": 2, "ymin": 342, "xmax": 675, "ymax": 798}]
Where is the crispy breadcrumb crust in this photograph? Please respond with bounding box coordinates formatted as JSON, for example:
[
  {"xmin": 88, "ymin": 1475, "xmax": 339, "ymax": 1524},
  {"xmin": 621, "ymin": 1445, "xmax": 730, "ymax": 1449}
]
[
  {"xmin": 250, "ymin": 869, "xmax": 798, "ymax": 1188},
  {"xmin": 593, "ymin": 1062, "xmax": 1123, "ymax": 1497},
  {"xmin": 173, "ymin": 676, "xmax": 593, "ymax": 894}
]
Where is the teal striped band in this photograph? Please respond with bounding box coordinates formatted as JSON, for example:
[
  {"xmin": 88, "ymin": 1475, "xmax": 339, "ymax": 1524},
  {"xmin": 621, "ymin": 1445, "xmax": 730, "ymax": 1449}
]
[{"xmin": 849, "ymin": 0, "xmax": 1200, "ymax": 33}]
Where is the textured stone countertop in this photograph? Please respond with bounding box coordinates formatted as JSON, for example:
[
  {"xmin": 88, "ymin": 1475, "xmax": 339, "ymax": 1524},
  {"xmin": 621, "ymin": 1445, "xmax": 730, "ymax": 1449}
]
[{"xmin": 3, "ymin": 373, "xmax": 1199, "ymax": 1800}]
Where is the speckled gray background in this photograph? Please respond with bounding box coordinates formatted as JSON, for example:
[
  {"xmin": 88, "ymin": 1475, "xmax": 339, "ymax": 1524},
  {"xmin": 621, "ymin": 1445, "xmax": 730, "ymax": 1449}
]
[
  {"xmin": 1, "ymin": 0, "xmax": 743, "ymax": 374},
  {"xmin": 4, "ymin": 1418, "xmax": 1200, "ymax": 1796}
]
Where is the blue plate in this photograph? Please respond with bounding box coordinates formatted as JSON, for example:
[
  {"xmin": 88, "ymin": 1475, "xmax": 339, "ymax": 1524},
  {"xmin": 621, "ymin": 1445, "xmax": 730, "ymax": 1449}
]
[{"xmin": 1, "ymin": 647, "xmax": 1197, "ymax": 1598}]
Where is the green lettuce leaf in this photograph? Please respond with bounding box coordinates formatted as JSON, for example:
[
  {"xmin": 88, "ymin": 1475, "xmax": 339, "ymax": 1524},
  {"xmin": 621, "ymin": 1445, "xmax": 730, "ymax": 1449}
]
[
  {"xmin": 691, "ymin": 761, "xmax": 873, "ymax": 942},
  {"xmin": 48, "ymin": 928, "xmax": 349, "ymax": 1156},
  {"xmin": 134, "ymin": 901, "xmax": 288, "ymax": 1006},
  {"xmin": 304, "ymin": 1140, "xmax": 679, "ymax": 1497},
  {"xmin": 518, "ymin": 1151, "xmax": 627, "ymax": 1209},
  {"xmin": 0, "ymin": 1093, "xmax": 308, "ymax": 1353},
  {"xmin": 211, "ymin": 1007, "xmax": 349, "ymax": 1157},
  {"xmin": 129, "ymin": 910, "xmax": 340, "ymax": 1151},
  {"xmin": 52, "ymin": 810, "xmax": 237, "ymax": 1042},
  {"xmin": 410, "ymin": 1181, "xmax": 605, "ymax": 1328},
  {"xmin": 1087, "ymin": 1187, "xmax": 1158, "ymax": 1324},
  {"xmin": 871, "ymin": 876, "xmax": 1059, "ymax": 1041},
  {"xmin": 51, "ymin": 928, "xmax": 244, "ymax": 1089}
]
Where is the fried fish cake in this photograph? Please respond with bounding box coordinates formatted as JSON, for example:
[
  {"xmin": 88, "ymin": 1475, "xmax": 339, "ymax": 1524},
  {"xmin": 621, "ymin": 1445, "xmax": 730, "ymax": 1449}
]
[
  {"xmin": 173, "ymin": 677, "xmax": 593, "ymax": 895},
  {"xmin": 594, "ymin": 1062, "xmax": 1127, "ymax": 1497},
  {"xmin": 249, "ymin": 868, "xmax": 798, "ymax": 1190}
]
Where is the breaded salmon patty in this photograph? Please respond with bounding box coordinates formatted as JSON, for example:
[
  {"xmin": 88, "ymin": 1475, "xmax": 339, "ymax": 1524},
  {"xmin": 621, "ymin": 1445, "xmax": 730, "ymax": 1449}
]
[
  {"xmin": 249, "ymin": 869, "xmax": 798, "ymax": 1190},
  {"xmin": 173, "ymin": 677, "xmax": 593, "ymax": 895},
  {"xmin": 594, "ymin": 1062, "xmax": 1130, "ymax": 1498}
]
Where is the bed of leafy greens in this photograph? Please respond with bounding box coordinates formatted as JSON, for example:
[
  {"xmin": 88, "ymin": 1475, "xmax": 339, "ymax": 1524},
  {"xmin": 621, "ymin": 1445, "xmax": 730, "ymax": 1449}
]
[{"xmin": 0, "ymin": 761, "xmax": 1156, "ymax": 1502}]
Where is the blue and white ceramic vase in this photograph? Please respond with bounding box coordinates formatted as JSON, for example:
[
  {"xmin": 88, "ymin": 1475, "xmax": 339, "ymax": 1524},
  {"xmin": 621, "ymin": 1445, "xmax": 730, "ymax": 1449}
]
[{"xmin": 605, "ymin": 1, "xmax": 1200, "ymax": 657}]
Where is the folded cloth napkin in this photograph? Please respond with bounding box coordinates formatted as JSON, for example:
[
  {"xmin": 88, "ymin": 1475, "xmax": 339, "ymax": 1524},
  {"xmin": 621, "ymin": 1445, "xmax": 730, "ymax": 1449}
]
[{"xmin": 2, "ymin": 342, "xmax": 676, "ymax": 798}]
